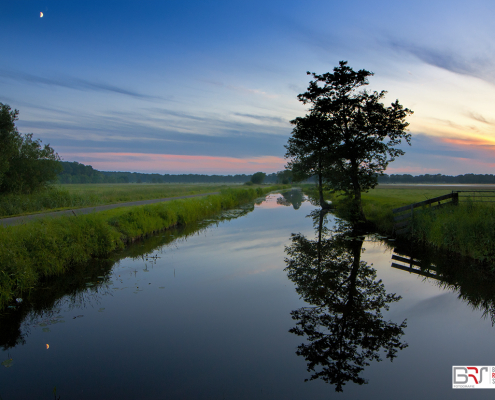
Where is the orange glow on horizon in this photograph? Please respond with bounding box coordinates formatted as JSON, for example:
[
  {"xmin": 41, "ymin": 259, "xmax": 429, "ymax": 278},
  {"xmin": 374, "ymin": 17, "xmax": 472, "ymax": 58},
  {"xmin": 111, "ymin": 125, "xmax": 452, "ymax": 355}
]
[{"xmin": 440, "ymin": 137, "xmax": 495, "ymax": 147}]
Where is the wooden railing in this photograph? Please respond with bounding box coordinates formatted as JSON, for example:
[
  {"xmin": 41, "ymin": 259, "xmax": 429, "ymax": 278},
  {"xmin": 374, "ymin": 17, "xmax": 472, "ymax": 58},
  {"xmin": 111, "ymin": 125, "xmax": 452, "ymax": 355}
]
[{"xmin": 392, "ymin": 192, "xmax": 459, "ymax": 235}]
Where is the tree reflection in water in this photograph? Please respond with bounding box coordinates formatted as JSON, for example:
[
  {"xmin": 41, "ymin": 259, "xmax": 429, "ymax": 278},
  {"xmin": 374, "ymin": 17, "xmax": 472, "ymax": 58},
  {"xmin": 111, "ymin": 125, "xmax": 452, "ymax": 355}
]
[
  {"xmin": 285, "ymin": 210, "xmax": 407, "ymax": 392},
  {"xmin": 277, "ymin": 189, "xmax": 305, "ymax": 210}
]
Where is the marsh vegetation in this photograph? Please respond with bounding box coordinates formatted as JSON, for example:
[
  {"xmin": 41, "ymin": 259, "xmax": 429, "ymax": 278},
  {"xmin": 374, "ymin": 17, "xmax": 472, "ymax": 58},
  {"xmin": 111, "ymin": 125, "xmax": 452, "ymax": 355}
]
[
  {"xmin": 0, "ymin": 183, "xmax": 259, "ymax": 218},
  {"xmin": 0, "ymin": 186, "xmax": 285, "ymax": 309}
]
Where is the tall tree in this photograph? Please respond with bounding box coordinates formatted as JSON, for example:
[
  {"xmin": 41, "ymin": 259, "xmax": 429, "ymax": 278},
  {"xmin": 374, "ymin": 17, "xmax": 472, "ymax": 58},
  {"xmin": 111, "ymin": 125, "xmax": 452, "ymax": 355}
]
[
  {"xmin": 285, "ymin": 112, "xmax": 335, "ymax": 209},
  {"xmin": 0, "ymin": 104, "xmax": 21, "ymax": 187},
  {"xmin": 276, "ymin": 169, "xmax": 293, "ymax": 184},
  {"xmin": 287, "ymin": 61, "xmax": 413, "ymax": 219},
  {"xmin": 250, "ymin": 171, "xmax": 266, "ymax": 184},
  {"xmin": 0, "ymin": 103, "xmax": 61, "ymax": 194}
]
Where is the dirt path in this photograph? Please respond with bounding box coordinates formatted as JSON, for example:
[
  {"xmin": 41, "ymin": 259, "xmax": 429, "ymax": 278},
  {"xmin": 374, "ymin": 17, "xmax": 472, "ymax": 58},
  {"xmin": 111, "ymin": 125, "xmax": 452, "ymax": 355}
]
[{"xmin": 0, "ymin": 192, "xmax": 220, "ymax": 227}]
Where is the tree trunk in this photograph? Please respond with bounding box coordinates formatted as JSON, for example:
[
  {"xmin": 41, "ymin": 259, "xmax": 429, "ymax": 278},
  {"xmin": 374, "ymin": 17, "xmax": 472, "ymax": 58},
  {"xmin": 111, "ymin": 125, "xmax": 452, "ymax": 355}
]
[
  {"xmin": 318, "ymin": 160, "xmax": 331, "ymax": 210},
  {"xmin": 349, "ymin": 160, "xmax": 366, "ymax": 222},
  {"xmin": 353, "ymin": 186, "xmax": 365, "ymax": 221}
]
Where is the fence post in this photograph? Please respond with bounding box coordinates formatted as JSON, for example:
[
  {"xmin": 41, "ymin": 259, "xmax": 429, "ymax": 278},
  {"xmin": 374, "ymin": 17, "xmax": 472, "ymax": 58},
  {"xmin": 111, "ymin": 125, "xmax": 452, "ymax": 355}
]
[
  {"xmin": 410, "ymin": 203, "xmax": 414, "ymax": 235},
  {"xmin": 452, "ymin": 191, "xmax": 459, "ymax": 206}
]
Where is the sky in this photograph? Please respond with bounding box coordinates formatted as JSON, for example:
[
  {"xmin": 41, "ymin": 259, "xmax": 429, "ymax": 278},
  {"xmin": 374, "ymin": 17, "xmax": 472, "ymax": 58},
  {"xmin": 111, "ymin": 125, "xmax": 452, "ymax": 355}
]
[{"xmin": 2, "ymin": 0, "xmax": 495, "ymax": 175}]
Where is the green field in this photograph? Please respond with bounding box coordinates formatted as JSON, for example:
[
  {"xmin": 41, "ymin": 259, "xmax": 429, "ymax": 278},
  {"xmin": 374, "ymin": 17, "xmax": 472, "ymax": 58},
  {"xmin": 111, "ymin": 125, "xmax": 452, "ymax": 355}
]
[{"xmin": 0, "ymin": 183, "xmax": 247, "ymax": 218}]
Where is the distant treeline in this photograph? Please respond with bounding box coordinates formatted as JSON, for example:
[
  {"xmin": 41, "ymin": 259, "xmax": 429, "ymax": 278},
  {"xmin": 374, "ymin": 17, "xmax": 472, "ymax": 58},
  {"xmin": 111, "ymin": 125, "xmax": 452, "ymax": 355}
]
[
  {"xmin": 57, "ymin": 162, "xmax": 495, "ymax": 185},
  {"xmin": 378, "ymin": 173, "xmax": 495, "ymax": 184},
  {"xmin": 57, "ymin": 161, "xmax": 282, "ymax": 184}
]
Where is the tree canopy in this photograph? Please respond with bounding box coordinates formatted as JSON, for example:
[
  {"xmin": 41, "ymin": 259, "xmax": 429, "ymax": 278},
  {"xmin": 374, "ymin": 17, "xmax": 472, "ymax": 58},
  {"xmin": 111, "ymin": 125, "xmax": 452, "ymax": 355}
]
[
  {"xmin": 276, "ymin": 169, "xmax": 293, "ymax": 184},
  {"xmin": 285, "ymin": 111, "xmax": 335, "ymax": 208},
  {"xmin": 0, "ymin": 103, "xmax": 61, "ymax": 194},
  {"xmin": 250, "ymin": 171, "xmax": 266, "ymax": 184},
  {"xmin": 286, "ymin": 61, "xmax": 413, "ymax": 218},
  {"xmin": 0, "ymin": 104, "xmax": 19, "ymax": 187}
]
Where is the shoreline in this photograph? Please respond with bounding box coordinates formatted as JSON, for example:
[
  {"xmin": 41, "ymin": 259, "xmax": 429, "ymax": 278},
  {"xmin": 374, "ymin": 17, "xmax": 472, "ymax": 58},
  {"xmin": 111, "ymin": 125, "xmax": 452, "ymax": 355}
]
[
  {"xmin": 0, "ymin": 186, "xmax": 289, "ymax": 310},
  {"xmin": 322, "ymin": 186, "xmax": 495, "ymax": 265}
]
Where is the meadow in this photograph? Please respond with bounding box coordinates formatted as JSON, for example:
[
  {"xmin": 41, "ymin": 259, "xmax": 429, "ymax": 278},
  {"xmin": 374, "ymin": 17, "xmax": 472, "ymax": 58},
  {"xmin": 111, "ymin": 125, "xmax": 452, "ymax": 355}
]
[
  {"xmin": 0, "ymin": 183, "xmax": 244, "ymax": 218},
  {"xmin": 0, "ymin": 185, "xmax": 287, "ymax": 310}
]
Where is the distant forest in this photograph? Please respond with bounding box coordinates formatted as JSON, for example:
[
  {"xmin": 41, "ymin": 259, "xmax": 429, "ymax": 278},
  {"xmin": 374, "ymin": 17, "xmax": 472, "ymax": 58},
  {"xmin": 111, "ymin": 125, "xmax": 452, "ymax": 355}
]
[
  {"xmin": 57, "ymin": 161, "xmax": 495, "ymax": 185},
  {"xmin": 378, "ymin": 173, "xmax": 495, "ymax": 184},
  {"xmin": 57, "ymin": 161, "xmax": 281, "ymax": 184}
]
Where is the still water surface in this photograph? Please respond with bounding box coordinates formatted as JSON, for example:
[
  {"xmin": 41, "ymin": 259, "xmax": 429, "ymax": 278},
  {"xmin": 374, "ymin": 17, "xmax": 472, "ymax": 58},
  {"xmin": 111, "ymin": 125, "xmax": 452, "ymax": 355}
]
[{"xmin": 1, "ymin": 191, "xmax": 495, "ymax": 399}]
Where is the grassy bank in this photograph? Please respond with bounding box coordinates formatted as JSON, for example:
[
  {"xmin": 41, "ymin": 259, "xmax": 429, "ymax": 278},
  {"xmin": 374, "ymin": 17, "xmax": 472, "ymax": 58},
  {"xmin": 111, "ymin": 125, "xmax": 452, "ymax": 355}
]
[
  {"xmin": 0, "ymin": 186, "xmax": 286, "ymax": 310},
  {"xmin": 0, "ymin": 183, "xmax": 245, "ymax": 218},
  {"xmin": 412, "ymin": 201, "xmax": 495, "ymax": 262},
  {"xmin": 320, "ymin": 185, "xmax": 495, "ymax": 263},
  {"xmin": 361, "ymin": 187, "xmax": 450, "ymax": 233}
]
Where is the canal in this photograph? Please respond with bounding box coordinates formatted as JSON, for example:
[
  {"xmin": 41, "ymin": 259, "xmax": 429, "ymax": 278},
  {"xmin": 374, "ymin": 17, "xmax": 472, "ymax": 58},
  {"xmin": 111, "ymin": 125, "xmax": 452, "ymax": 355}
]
[{"xmin": 1, "ymin": 190, "xmax": 494, "ymax": 399}]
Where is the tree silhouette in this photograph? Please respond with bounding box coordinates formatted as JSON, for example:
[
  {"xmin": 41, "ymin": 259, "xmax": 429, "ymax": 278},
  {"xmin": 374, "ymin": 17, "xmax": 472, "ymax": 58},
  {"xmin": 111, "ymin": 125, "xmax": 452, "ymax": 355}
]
[
  {"xmin": 286, "ymin": 62, "xmax": 413, "ymax": 220},
  {"xmin": 285, "ymin": 112, "xmax": 334, "ymax": 209},
  {"xmin": 250, "ymin": 171, "xmax": 266, "ymax": 184},
  {"xmin": 0, "ymin": 103, "xmax": 61, "ymax": 194}
]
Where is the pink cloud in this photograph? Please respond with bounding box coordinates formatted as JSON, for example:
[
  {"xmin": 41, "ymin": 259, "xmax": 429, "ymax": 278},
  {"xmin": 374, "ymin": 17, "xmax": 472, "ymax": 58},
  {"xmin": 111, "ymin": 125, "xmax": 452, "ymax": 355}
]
[{"xmin": 61, "ymin": 152, "xmax": 287, "ymax": 174}]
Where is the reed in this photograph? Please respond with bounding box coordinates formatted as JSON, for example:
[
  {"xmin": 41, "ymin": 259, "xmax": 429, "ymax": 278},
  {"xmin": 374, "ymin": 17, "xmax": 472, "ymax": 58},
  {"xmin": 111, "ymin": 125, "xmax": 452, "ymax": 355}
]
[
  {"xmin": 0, "ymin": 183, "xmax": 243, "ymax": 218},
  {"xmin": 412, "ymin": 201, "xmax": 495, "ymax": 263}
]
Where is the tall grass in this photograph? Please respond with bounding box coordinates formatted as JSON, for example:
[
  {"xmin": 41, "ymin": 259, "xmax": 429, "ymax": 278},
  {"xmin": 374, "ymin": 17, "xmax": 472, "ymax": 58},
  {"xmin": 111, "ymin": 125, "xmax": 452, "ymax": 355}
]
[
  {"xmin": 0, "ymin": 183, "xmax": 243, "ymax": 218},
  {"xmin": 0, "ymin": 187, "xmax": 100, "ymax": 217},
  {"xmin": 0, "ymin": 186, "xmax": 283, "ymax": 309},
  {"xmin": 412, "ymin": 201, "xmax": 495, "ymax": 262}
]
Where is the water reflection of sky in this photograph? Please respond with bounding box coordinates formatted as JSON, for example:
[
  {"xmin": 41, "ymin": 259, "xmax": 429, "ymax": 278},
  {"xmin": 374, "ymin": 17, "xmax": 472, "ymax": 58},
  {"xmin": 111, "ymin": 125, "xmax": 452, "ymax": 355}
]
[
  {"xmin": 354, "ymin": 237, "xmax": 495, "ymax": 399},
  {"xmin": 1, "ymin": 192, "xmax": 495, "ymax": 399}
]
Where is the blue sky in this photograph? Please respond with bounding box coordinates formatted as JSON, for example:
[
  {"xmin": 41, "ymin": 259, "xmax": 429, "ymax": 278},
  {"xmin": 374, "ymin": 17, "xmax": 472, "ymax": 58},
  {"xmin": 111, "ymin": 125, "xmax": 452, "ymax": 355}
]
[{"xmin": 2, "ymin": 0, "xmax": 495, "ymax": 174}]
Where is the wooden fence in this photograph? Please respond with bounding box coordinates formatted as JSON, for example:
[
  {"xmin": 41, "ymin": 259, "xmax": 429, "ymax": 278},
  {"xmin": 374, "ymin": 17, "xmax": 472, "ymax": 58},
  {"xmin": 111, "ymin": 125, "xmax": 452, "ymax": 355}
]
[
  {"xmin": 392, "ymin": 192, "xmax": 459, "ymax": 235},
  {"xmin": 453, "ymin": 190, "xmax": 495, "ymax": 202}
]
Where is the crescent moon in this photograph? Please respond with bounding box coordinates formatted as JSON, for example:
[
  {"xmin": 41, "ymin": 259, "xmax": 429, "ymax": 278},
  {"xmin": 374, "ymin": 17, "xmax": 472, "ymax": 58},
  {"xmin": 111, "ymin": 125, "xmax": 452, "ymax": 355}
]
[{"xmin": 40, "ymin": 12, "xmax": 43, "ymax": 18}]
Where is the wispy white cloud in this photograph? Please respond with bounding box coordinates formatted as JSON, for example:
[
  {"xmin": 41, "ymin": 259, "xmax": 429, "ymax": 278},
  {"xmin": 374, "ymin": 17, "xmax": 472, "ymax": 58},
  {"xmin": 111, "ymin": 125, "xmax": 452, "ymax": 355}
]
[
  {"xmin": 0, "ymin": 70, "xmax": 164, "ymax": 101},
  {"xmin": 232, "ymin": 112, "xmax": 288, "ymax": 125},
  {"xmin": 388, "ymin": 42, "xmax": 495, "ymax": 84}
]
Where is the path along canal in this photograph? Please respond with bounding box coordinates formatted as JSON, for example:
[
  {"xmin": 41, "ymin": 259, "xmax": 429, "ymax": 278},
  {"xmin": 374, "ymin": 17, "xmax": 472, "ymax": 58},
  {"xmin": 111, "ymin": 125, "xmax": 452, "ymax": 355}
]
[{"xmin": 1, "ymin": 190, "xmax": 495, "ymax": 399}]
